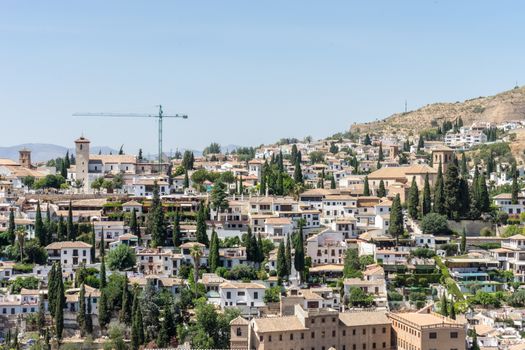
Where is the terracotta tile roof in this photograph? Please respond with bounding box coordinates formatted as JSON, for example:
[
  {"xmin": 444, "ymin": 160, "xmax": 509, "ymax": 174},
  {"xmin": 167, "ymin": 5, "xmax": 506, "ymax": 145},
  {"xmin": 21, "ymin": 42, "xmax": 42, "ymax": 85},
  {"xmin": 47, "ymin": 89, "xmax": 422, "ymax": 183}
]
[
  {"xmin": 46, "ymin": 241, "xmax": 92, "ymax": 249},
  {"xmin": 253, "ymin": 316, "xmax": 307, "ymax": 333},
  {"xmin": 339, "ymin": 311, "xmax": 389, "ymax": 326}
]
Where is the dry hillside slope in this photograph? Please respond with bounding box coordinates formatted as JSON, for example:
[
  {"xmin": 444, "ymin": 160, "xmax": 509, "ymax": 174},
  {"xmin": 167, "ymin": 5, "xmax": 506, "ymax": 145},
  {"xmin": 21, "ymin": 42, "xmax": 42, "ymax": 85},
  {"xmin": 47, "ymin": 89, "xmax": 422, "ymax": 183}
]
[{"xmin": 351, "ymin": 86, "xmax": 525, "ymax": 135}]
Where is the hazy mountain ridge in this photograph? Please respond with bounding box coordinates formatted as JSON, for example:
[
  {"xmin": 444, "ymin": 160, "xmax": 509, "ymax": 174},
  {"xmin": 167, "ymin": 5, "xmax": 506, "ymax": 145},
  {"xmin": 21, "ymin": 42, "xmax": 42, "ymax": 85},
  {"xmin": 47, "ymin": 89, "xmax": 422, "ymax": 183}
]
[{"xmin": 0, "ymin": 144, "xmax": 117, "ymax": 163}]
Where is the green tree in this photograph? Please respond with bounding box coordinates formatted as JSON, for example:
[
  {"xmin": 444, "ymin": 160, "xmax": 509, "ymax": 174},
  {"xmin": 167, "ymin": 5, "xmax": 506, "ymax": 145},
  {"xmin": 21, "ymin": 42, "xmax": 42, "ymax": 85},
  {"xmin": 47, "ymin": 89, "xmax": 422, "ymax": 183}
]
[
  {"xmin": 141, "ymin": 280, "xmax": 160, "ymax": 341},
  {"xmin": 77, "ymin": 283, "xmax": 87, "ymax": 337},
  {"xmin": 347, "ymin": 287, "xmax": 374, "ymax": 307},
  {"xmin": 129, "ymin": 208, "xmax": 140, "ymax": 238},
  {"xmin": 285, "ymin": 234, "xmax": 292, "ymax": 276},
  {"xmin": 173, "ymin": 211, "xmax": 182, "ymax": 247},
  {"xmin": 293, "ymin": 158, "xmax": 303, "ymax": 184},
  {"xmin": 343, "ymin": 249, "xmax": 361, "ymax": 278},
  {"xmin": 472, "ymin": 331, "xmax": 480, "ymax": 350},
  {"xmin": 433, "ymin": 161, "xmax": 446, "ymax": 215},
  {"xmin": 512, "ymin": 162, "xmax": 519, "ymax": 205},
  {"xmin": 131, "ymin": 289, "xmax": 144, "ymax": 350},
  {"xmin": 100, "ymin": 255, "xmax": 107, "ymax": 288},
  {"xmin": 407, "ymin": 176, "xmax": 419, "ymax": 219},
  {"xmin": 209, "ymin": 229, "xmax": 220, "ymax": 272},
  {"xmin": 147, "ymin": 181, "xmax": 166, "ymax": 247},
  {"xmin": 294, "ymin": 222, "xmax": 305, "ymax": 282},
  {"xmin": 363, "ymin": 176, "xmax": 370, "ymax": 196},
  {"xmin": 37, "ymin": 293, "xmax": 45, "ymax": 335},
  {"xmin": 35, "ymin": 201, "xmax": 46, "ymax": 246},
  {"xmin": 377, "ymin": 180, "xmax": 386, "ymax": 198},
  {"xmin": 276, "ymin": 241, "xmax": 287, "ymax": 279},
  {"xmin": 420, "ymin": 213, "xmax": 448, "ymax": 234},
  {"xmin": 364, "ymin": 134, "xmax": 371, "ymax": 145},
  {"xmin": 107, "ymin": 244, "xmax": 136, "ymax": 270},
  {"xmin": 66, "ymin": 201, "xmax": 75, "ymax": 240},
  {"xmin": 195, "ymin": 204, "xmax": 209, "ymax": 246},
  {"xmin": 211, "ymin": 181, "xmax": 229, "ymax": 212},
  {"xmin": 119, "ymin": 274, "xmax": 133, "ymax": 325},
  {"xmin": 389, "ymin": 194, "xmax": 403, "ymax": 243},
  {"xmin": 54, "ymin": 262, "xmax": 65, "ymax": 340},
  {"xmin": 440, "ymin": 293, "xmax": 449, "ymax": 316},
  {"xmin": 422, "ymin": 173, "xmax": 432, "ymax": 216},
  {"xmin": 157, "ymin": 302, "xmax": 176, "ymax": 347},
  {"xmin": 444, "ymin": 161, "xmax": 461, "ymax": 219},
  {"xmin": 7, "ymin": 209, "xmax": 15, "ymax": 245},
  {"xmin": 460, "ymin": 228, "xmax": 467, "ymax": 254},
  {"xmin": 98, "ymin": 288, "xmax": 109, "ymax": 331}
]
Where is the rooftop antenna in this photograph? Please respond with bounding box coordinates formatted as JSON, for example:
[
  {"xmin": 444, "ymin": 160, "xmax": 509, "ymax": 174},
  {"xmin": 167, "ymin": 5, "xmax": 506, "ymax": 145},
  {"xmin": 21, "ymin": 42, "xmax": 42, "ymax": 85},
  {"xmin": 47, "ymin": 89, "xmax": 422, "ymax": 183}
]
[{"xmin": 73, "ymin": 105, "xmax": 188, "ymax": 166}]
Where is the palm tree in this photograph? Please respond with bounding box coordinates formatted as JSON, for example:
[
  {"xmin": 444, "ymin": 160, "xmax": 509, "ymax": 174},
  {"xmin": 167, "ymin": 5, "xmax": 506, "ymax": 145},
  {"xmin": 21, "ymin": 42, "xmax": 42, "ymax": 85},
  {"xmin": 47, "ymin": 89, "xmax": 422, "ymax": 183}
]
[
  {"xmin": 72, "ymin": 179, "xmax": 84, "ymax": 193},
  {"xmin": 16, "ymin": 227, "xmax": 26, "ymax": 262},
  {"xmin": 190, "ymin": 245, "xmax": 203, "ymax": 296}
]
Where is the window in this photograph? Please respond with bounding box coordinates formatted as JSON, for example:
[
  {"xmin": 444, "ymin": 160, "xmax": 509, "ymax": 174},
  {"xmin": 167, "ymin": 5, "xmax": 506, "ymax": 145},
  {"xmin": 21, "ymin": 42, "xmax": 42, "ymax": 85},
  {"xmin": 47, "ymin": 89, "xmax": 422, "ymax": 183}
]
[
  {"xmin": 382, "ymin": 327, "xmax": 386, "ymax": 334},
  {"xmin": 343, "ymin": 330, "xmax": 346, "ymax": 336},
  {"xmin": 279, "ymin": 334, "xmax": 282, "ymax": 341},
  {"xmin": 353, "ymin": 329, "xmax": 356, "ymax": 335},
  {"xmin": 332, "ymin": 330, "xmax": 336, "ymax": 337},
  {"xmin": 363, "ymin": 329, "xmax": 366, "ymax": 335},
  {"xmin": 301, "ymin": 333, "xmax": 304, "ymax": 339},
  {"xmin": 236, "ymin": 328, "xmax": 242, "ymax": 336},
  {"xmin": 362, "ymin": 344, "xmax": 366, "ymax": 350},
  {"xmin": 450, "ymin": 332, "xmax": 458, "ymax": 339},
  {"xmin": 226, "ymin": 292, "xmax": 231, "ymax": 299},
  {"xmin": 290, "ymin": 334, "xmax": 293, "ymax": 340},
  {"xmin": 373, "ymin": 343, "xmax": 376, "ymax": 349},
  {"xmin": 269, "ymin": 336, "xmax": 272, "ymax": 342},
  {"xmin": 311, "ymin": 331, "xmax": 315, "ymax": 339},
  {"xmin": 382, "ymin": 342, "xmax": 386, "ymax": 348},
  {"xmin": 429, "ymin": 332, "xmax": 437, "ymax": 339},
  {"xmin": 372, "ymin": 328, "xmax": 376, "ymax": 334},
  {"xmin": 254, "ymin": 292, "xmax": 259, "ymax": 299}
]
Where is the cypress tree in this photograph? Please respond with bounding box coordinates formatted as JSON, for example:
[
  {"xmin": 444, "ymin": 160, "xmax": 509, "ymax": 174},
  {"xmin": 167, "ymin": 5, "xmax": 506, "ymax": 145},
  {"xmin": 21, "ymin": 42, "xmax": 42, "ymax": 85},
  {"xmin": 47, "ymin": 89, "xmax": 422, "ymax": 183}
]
[
  {"xmin": 433, "ymin": 161, "xmax": 446, "ymax": 215},
  {"xmin": 285, "ymin": 234, "xmax": 292, "ymax": 276},
  {"xmin": 99, "ymin": 288, "xmax": 109, "ymax": 332},
  {"xmin": 100, "ymin": 255, "xmax": 107, "ymax": 288},
  {"xmin": 37, "ymin": 293, "xmax": 45, "ymax": 335},
  {"xmin": 77, "ymin": 283, "xmax": 86, "ymax": 337},
  {"xmin": 472, "ymin": 331, "xmax": 480, "ymax": 350},
  {"xmin": 88, "ymin": 225, "xmax": 95, "ymax": 263},
  {"xmin": 54, "ymin": 262, "xmax": 65, "ymax": 340},
  {"xmin": 100, "ymin": 228, "xmax": 105, "ymax": 257},
  {"xmin": 195, "ymin": 204, "xmax": 209, "ymax": 246},
  {"xmin": 148, "ymin": 181, "xmax": 166, "ymax": 247},
  {"xmin": 460, "ymin": 228, "xmax": 467, "ymax": 254},
  {"xmin": 478, "ymin": 174, "xmax": 490, "ymax": 213},
  {"xmin": 378, "ymin": 143, "xmax": 384, "ymax": 161},
  {"xmin": 512, "ymin": 162, "xmax": 519, "ymax": 205},
  {"xmin": 209, "ymin": 229, "xmax": 220, "ymax": 272},
  {"xmin": 422, "ymin": 173, "xmax": 432, "ymax": 216},
  {"xmin": 458, "ymin": 176, "xmax": 470, "ymax": 218},
  {"xmin": 48, "ymin": 264, "xmax": 57, "ymax": 318},
  {"xmin": 440, "ymin": 293, "xmax": 449, "ymax": 316},
  {"xmin": 407, "ymin": 176, "xmax": 419, "ymax": 219},
  {"xmin": 389, "ymin": 194, "xmax": 403, "ymax": 244},
  {"xmin": 183, "ymin": 169, "xmax": 190, "ymax": 189},
  {"xmin": 172, "ymin": 211, "xmax": 181, "ymax": 247},
  {"xmin": 330, "ymin": 176, "xmax": 336, "ymax": 189},
  {"xmin": 239, "ymin": 174, "xmax": 244, "ymax": 194},
  {"xmin": 8, "ymin": 209, "xmax": 15, "ymax": 245},
  {"xmin": 131, "ymin": 289, "xmax": 145, "ymax": 350},
  {"xmin": 294, "ymin": 222, "xmax": 305, "ymax": 283},
  {"xmin": 66, "ymin": 201, "xmax": 74, "ymax": 240},
  {"xmin": 417, "ymin": 135, "xmax": 424, "ymax": 151},
  {"xmin": 57, "ymin": 215, "xmax": 65, "ymax": 242},
  {"xmin": 444, "ymin": 161, "xmax": 461, "ymax": 220},
  {"xmin": 276, "ymin": 241, "xmax": 287, "ymax": 279},
  {"xmin": 470, "ymin": 167, "xmax": 481, "ymax": 219},
  {"xmin": 157, "ymin": 304, "xmax": 176, "ymax": 347},
  {"xmin": 85, "ymin": 293, "xmax": 93, "ymax": 335},
  {"xmin": 130, "ymin": 208, "xmax": 140, "ymax": 236},
  {"xmin": 460, "ymin": 152, "xmax": 468, "ymax": 177},
  {"xmin": 364, "ymin": 134, "xmax": 371, "ymax": 145},
  {"xmin": 35, "ymin": 201, "xmax": 45, "ymax": 246},
  {"xmin": 256, "ymin": 233, "xmax": 264, "ymax": 264},
  {"xmin": 363, "ymin": 176, "xmax": 370, "ymax": 196},
  {"xmin": 120, "ymin": 275, "xmax": 133, "ymax": 325},
  {"xmin": 45, "ymin": 205, "xmax": 54, "ymax": 244},
  {"xmin": 290, "ymin": 159, "xmax": 303, "ymax": 183},
  {"xmin": 377, "ymin": 180, "xmax": 386, "ymax": 198}
]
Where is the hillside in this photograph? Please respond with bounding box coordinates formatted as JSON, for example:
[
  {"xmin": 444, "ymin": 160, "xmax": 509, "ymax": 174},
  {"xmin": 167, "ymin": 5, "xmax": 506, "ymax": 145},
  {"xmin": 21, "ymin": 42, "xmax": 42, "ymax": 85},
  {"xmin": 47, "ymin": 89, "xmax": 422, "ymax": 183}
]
[
  {"xmin": 0, "ymin": 144, "xmax": 117, "ymax": 163},
  {"xmin": 350, "ymin": 86, "xmax": 525, "ymax": 135}
]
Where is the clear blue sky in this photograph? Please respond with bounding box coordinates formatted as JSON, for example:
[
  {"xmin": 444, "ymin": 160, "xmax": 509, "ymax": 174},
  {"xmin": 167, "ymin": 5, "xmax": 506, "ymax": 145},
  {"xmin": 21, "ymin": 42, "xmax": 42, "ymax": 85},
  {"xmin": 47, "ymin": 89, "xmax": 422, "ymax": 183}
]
[{"xmin": 1, "ymin": 1, "xmax": 524, "ymax": 154}]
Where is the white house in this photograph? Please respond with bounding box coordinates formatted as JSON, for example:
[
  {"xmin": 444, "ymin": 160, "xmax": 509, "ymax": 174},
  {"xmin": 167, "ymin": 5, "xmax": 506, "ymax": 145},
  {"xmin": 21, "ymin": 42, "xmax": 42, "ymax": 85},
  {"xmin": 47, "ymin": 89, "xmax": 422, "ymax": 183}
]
[
  {"xmin": 45, "ymin": 241, "xmax": 93, "ymax": 268},
  {"xmin": 219, "ymin": 281, "xmax": 266, "ymax": 315},
  {"xmin": 306, "ymin": 229, "xmax": 348, "ymax": 266},
  {"xmin": 493, "ymin": 193, "xmax": 525, "ymax": 215}
]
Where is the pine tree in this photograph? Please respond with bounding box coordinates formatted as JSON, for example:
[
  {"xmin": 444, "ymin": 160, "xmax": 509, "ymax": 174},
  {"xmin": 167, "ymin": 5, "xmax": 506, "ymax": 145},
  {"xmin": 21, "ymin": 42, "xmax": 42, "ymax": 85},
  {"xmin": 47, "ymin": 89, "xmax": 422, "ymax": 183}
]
[
  {"xmin": 173, "ymin": 211, "xmax": 181, "ymax": 247},
  {"xmin": 407, "ymin": 176, "xmax": 419, "ymax": 219},
  {"xmin": 195, "ymin": 204, "xmax": 209, "ymax": 246},
  {"xmin": 209, "ymin": 229, "xmax": 220, "ymax": 272},
  {"xmin": 294, "ymin": 222, "xmax": 305, "ymax": 282},
  {"xmin": 276, "ymin": 241, "xmax": 287, "ymax": 279},
  {"xmin": 285, "ymin": 234, "xmax": 292, "ymax": 276},
  {"xmin": 422, "ymin": 173, "xmax": 432, "ymax": 216},
  {"xmin": 433, "ymin": 161, "xmax": 446, "ymax": 215},
  {"xmin": 77, "ymin": 283, "xmax": 87, "ymax": 336},
  {"xmin": 512, "ymin": 162, "xmax": 519, "ymax": 205},
  {"xmin": 444, "ymin": 161, "xmax": 461, "ymax": 219},
  {"xmin": 363, "ymin": 176, "xmax": 370, "ymax": 196},
  {"xmin": 35, "ymin": 201, "xmax": 46, "ymax": 246},
  {"xmin": 66, "ymin": 201, "xmax": 74, "ymax": 240},
  {"xmin": 377, "ymin": 180, "xmax": 386, "ymax": 198},
  {"xmin": 389, "ymin": 194, "xmax": 403, "ymax": 244}
]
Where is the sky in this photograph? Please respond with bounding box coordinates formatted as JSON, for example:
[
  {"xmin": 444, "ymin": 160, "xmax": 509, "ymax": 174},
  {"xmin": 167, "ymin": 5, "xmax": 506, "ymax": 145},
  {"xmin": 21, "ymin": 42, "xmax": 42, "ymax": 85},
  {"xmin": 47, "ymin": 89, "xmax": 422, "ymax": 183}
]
[{"xmin": 1, "ymin": 1, "xmax": 525, "ymax": 155}]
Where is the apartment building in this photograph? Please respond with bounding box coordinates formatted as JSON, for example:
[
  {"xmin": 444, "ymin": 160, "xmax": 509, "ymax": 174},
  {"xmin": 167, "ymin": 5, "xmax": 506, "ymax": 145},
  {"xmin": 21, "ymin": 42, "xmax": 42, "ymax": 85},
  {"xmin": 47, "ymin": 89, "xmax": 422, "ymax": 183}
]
[
  {"xmin": 307, "ymin": 229, "xmax": 348, "ymax": 266},
  {"xmin": 219, "ymin": 281, "xmax": 266, "ymax": 315},
  {"xmin": 493, "ymin": 193, "xmax": 525, "ymax": 215},
  {"xmin": 389, "ymin": 311, "xmax": 466, "ymax": 350},
  {"xmin": 491, "ymin": 234, "xmax": 525, "ymax": 282}
]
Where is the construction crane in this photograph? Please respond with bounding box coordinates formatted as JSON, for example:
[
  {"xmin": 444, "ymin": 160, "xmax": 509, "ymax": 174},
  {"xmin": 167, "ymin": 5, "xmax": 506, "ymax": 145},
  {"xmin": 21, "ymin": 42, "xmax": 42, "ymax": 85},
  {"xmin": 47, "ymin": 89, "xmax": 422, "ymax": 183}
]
[{"xmin": 73, "ymin": 105, "xmax": 188, "ymax": 165}]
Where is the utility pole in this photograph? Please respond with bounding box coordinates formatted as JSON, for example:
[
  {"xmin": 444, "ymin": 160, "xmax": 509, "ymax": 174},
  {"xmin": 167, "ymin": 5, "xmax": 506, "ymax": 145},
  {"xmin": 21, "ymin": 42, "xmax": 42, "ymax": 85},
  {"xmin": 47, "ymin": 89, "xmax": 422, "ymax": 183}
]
[{"xmin": 74, "ymin": 105, "xmax": 188, "ymax": 167}]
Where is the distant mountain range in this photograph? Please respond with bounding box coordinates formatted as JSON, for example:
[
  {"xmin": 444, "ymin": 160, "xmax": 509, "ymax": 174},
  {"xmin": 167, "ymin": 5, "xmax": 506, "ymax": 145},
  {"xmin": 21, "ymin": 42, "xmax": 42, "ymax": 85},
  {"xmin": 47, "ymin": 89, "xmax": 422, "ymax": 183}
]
[{"xmin": 0, "ymin": 143, "xmax": 117, "ymax": 163}]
